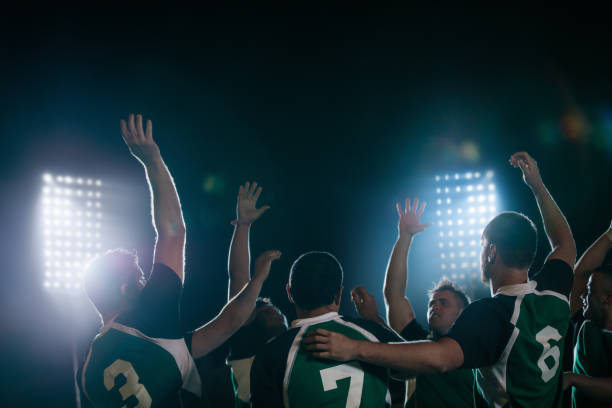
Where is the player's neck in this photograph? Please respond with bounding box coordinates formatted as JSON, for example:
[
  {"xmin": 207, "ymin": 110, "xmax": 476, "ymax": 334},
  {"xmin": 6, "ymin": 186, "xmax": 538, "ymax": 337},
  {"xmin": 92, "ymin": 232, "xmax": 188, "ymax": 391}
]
[
  {"xmin": 295, "ymin": 304, "xmax": 339, "ymax": 319},
  {"xmin": 490, "ymin": 267, "xmax": 528, "ymax": 295}
]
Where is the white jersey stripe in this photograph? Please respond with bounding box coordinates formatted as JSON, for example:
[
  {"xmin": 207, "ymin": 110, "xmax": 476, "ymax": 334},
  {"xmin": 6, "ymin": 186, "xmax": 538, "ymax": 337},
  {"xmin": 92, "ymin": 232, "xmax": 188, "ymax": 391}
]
[{"xmin": 283, "ymin": 325, "xmax": 308, "ymax": 408}]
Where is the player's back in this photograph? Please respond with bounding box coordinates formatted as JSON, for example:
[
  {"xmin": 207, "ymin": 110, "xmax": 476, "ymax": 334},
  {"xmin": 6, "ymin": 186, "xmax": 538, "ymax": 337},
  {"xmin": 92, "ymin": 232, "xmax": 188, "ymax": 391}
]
[
  {"xmin": 81, "ymin": 321, "xmax": 201, "ymax": 408},
  {"xmin": 251, "ymin": 312, "xmax": 400, "ymax": 408},
  {"xmin": 80, "ymin": 263, "xmax": 201, "ymax": 408},
  {"xmin": 508, "ymin": 286, "xmax": 569, "ymax": 406},
  {"xmin": 476, "ymin": 278, "xmax": 570, "ymax": 408}
]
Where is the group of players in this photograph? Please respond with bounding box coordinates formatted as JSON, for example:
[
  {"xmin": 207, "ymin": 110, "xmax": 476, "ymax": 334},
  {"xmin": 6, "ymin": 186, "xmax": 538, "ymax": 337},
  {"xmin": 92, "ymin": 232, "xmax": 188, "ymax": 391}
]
[{"xmin": 78, "ymin": 114, "xmax": 612, "ymax": 407}]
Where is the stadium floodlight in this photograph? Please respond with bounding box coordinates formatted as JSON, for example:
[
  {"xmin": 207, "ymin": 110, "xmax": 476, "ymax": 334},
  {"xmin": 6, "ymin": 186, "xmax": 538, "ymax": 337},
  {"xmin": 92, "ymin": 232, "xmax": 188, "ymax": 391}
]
[
  {"xmin": 40, "ymin": 173, "xmax": 104, "ymax": 291},
  {"xmin": 434, "ymin": 170, "xmax": 499, "ymax": 282}
]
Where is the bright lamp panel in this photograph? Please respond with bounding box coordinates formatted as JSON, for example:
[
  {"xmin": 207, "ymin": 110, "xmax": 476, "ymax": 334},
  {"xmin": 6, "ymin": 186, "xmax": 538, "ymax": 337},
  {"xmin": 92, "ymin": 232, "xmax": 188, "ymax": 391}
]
[
  {"xmin": 434, "ymin": 170, "xmax": 497, "ymax": 281},
  {"xmin": 41, "ymin": 173, "xmax": 104, "ymax": 290}
]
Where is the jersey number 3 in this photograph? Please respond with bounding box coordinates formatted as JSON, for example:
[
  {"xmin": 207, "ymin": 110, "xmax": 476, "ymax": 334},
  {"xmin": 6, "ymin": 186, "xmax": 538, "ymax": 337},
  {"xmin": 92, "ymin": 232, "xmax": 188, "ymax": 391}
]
[
  {"xmin": 104, "ymin": 359, "xmax": 152, "ymax": 408},
  {"xmin": 536, "ymin": 326, "xmax": 562, "ymax": 383},
  {"xmin": 320, "ymin": 362, "xmax": 364, "ymax": 408}
]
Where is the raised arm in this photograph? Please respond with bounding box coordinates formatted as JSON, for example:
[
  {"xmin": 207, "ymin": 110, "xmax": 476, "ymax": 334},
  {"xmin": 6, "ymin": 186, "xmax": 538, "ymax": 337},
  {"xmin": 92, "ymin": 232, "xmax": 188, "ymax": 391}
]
[
  {"xmin": 120, "ymin": 114, "xmax": 186, "ymax": 282},
  {"xmin": 227, "ymin": 182, "xmax": 270, "ymax": 300},
  {"xmin": 509, "ymin": 152, "xmax": 576, "ymax": 267},
  {"xmin": 190, "ymin": 250, "xmax": 280, "ymax": 359},
  {"xmin": 383, "ymin": 198, "xmax": 432, "ymax": 332},
  {"xmin": 569, "ymin": 221, "xmax": 612, "ymax": 315}
]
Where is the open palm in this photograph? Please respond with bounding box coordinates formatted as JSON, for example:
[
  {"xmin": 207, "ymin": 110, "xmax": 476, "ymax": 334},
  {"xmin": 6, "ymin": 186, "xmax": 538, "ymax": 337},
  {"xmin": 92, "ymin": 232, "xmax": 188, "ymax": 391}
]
[
  {"xmin": 234, "ymin": 181, "xmax": 270, "ymax": 225},
  {"xmin": 397, "ymin": 198, "xmax": 432, "ymax": 238}
]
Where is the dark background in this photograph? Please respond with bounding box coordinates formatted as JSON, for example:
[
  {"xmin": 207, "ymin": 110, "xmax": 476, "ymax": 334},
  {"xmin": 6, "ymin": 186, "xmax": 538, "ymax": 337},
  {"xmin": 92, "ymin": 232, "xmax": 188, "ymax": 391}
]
[{"xmin": 0, "ymin": 5, "xmax": 610, "ymax": 407}]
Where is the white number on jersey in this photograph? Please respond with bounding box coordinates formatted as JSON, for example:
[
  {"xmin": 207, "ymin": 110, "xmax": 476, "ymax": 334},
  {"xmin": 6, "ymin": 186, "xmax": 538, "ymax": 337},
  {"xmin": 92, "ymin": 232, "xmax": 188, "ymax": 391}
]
[
  {"xmin": 104, "ymin": 359, "xmax": 152, "ymax": 408},
  {"xmin": 320, "ymin": 362, "xmax": 365, "ymax": 408},
  {"xmin": 535, "ymin": 326, "xmax": 562, "ymax": 383}
]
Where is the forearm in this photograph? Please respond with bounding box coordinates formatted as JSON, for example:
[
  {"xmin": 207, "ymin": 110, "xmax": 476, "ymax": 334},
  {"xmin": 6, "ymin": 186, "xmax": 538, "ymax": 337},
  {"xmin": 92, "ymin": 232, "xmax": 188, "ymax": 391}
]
[
  {"xmin": 191, "ymin": 276, "xmax": 264, "ymax": 359},
  {"xmin": 355, "ymin": 339, "xmax": 453, "ymax": 374},
  {"xmin": 572, "ymin": 374, "xmax": 612, "ymax": 402},
  {"xmin": 224, "ymin": 276, "xmax": 265, "ymax": 330},
  {"xmin": 383, "ymin": 236, "xmax": 411, "ymax": 301},
  {"xmin": 531, "ymin": 182, "xmax": 575, "ymax": 258},
  {"xmin": 228, "ymin": 224, "xmax": 251, "ymax": 299},
  {"xmin": 576, "ymin": 228, "xmax": 612, "ymax": 275},
  {"xmin": 144, "ymin": 155, "xmax": 186, "ymax": 239},
  {"xmin": 383, "ymin": 236, "xmax": 415, "ymax": 330},
  {"xmin": 571, "ymin": 228, "xmax": 612, "ymax": 314}
]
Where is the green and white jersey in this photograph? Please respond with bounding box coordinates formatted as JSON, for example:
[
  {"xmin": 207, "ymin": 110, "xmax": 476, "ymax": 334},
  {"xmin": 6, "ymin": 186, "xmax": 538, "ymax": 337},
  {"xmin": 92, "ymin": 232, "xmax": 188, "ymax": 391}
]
[
  {"xmin": 572, "ymin": 320, "xmax": 612, "ymax": 408},
  {"xmin": 80, "ymin": 263, "xmax": 201, "ymax": 407},
  {"xmin": 251, "ymin": 312, "xmax": 403, "ymax": 408},
  {"xmin": 400, "ymin": 320, "xmax": 473, "ymax": 408},
  {"xmin": 446, "ymin": 259, "xmax": 573, "ymax": 408},
  {"xmin": 227, "ymin": 307, "xmax": 287, "ymax": 407}
]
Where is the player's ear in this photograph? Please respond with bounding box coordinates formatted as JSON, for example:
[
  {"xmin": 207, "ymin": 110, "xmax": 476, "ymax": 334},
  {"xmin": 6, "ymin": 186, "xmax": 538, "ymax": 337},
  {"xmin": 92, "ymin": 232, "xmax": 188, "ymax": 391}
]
[
  {"xmin": 286, "ymin": 283, "xmax": 294, "ymax": 304},
  {"xmin": 334, "ymin": 286, "xmax": 343, "ymax": 306},
  {"xmin": 488, "ymin": 243, "xmax": 497, "ymax": 264}
]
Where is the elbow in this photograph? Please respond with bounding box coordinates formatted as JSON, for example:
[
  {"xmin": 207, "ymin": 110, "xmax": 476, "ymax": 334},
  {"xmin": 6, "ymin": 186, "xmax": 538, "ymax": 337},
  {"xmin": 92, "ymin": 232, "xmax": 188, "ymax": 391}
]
[
  {"xmin": 427, "ymin": 355, "xmax": 452, "ymax": 374},
  {"xmin": 435, "ymin": 359, "xmax": 453, "ymax": 373},
  {"xmin": 551, "ymin": 238, "xmax": 577, "ymax": 266},
  {"xmin": 383, "ymin": 285, "xmax": 392, "ymax": 300},
  {"xmin": 383, "ymin": 285, "xmax": 400, "ymax": 303}
]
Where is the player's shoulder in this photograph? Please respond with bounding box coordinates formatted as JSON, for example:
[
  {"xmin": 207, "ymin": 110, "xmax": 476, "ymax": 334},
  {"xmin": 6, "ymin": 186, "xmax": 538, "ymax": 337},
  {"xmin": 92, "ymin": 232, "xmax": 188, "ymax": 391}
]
[
  {"xmin": 257, "ymin": 327, "xmax": 301, "ymax": 356},
  {"xmin": 336, "ymin": 316, "xmax": 402, "ymax": 343},
  {"xmin": 461, "ymin": 296, "xmax": 514, "ymax": 323},
  {"xmin": 532, "ymin": 258, "xmax": 573, "ymax": 297}
]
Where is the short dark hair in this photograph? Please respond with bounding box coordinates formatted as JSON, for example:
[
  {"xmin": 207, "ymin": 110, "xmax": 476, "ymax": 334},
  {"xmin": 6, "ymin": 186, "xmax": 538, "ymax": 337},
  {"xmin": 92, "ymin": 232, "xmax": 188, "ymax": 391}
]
[
  {"xmin": 428, "ymin": 279, "xmax": 470, "ymax": 309},
  {"xmin": 289, "ymin": 251, "xmax": 343, "ymax": 311},
  {"xmin": 83, "ymin": 249, "xmax": 141, "ymax": 316},
  {"xmin": 483, "ymin": 211, "xmax": 537, "ymax": 269}
]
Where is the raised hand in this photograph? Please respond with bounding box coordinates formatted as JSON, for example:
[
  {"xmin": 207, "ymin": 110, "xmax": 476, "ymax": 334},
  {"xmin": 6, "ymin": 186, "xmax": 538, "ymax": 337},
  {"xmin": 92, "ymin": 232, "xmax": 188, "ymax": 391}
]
[
  {"xmin": 232, "ymin": 182, "xmax": 271, "ymax": 226},
  {"xmin": 509, "ymin": 151, "xmax": 543, "ymax": 189},
  {"xmin": 351, "ymin": 286, "xmax": 381, "ymax": 323},
  {"xmin": 302, "ymin": 328, "xmax": 359, "ymax": 362},
  {"xmin": 396, "ymin": 198, "xmax": 433, "ymax": 239},
  {"xmin": 120, "ymin": 114, "xmax": 161, "ymax": 165},
  {"xmin": 252, "ymin": 250, "xmax": 281, "ymax": 282}
]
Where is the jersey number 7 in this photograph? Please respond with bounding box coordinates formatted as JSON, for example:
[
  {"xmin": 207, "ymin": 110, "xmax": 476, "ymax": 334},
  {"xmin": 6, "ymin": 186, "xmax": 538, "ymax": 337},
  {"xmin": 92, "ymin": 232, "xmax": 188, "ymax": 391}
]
[{"xmin": 320, "ymin": 362, "xmax": 364, "ymax": 408}]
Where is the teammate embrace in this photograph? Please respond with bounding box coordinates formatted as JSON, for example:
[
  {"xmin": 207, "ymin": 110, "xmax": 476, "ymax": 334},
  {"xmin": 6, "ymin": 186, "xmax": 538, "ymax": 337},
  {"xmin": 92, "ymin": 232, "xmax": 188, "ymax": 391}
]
[{"xmin": 79, "ymin": 115, "xmax": 610, "ymax": 408}]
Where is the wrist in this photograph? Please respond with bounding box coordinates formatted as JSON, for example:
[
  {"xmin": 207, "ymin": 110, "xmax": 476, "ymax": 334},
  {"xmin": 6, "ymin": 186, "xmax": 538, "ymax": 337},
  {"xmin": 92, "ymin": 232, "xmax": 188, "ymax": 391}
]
[
  {"xmin": 397, "ymin": 234, "xmax": 414, "ymax": 244},
  {"xmin": 142, "ymin": 154, "xmax": 163, "ymax": 169},
  {"xmin": 353, "ymin": 339, "xmax": 367, "ymax": 360}
]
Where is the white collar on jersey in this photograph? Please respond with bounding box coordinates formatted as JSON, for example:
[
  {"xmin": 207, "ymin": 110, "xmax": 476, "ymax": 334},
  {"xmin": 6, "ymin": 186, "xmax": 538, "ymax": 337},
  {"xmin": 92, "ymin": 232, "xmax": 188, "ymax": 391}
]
[
  {"xmin": 494, "ymin": 280, "xmax": 537, "ymax": 297},
  {"xmin": 291, "ymin": 311, "xmax": 339, "ymax": 328}
]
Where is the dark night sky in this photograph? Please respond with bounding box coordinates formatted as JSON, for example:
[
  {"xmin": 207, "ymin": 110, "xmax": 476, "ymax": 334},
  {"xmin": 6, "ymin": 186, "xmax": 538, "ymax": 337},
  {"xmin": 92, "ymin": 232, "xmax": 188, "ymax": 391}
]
[{"xmin": 0, "ymin": 5, "xmax": 611, "ymax": 407}]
